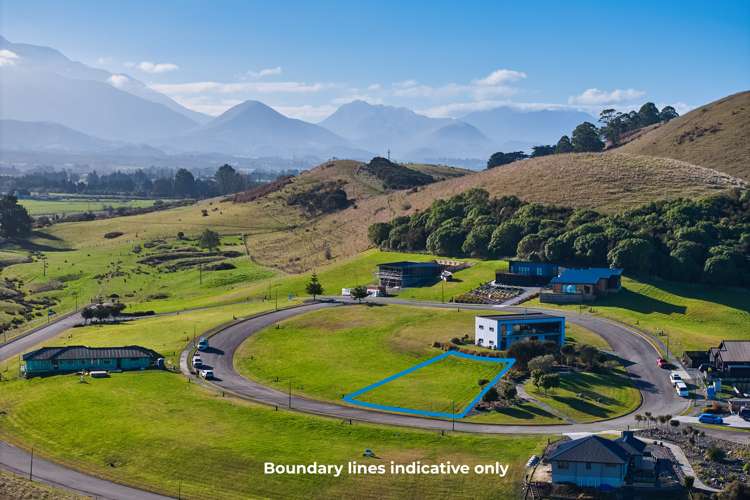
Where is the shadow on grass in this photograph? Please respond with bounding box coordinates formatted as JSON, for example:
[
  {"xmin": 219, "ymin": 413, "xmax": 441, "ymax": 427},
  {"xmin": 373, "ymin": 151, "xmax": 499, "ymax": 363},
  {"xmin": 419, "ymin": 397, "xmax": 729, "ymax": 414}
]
[
  {"xmin": 2, "ymin": 232, "xmax": 73, "ymax": 252},
  {"xmin": 492, "ymin": 403, "xmax": 559, "ymax": 421},
  {"xmin": 594, "ymin": 287, "xmax": 686, "ymax": 315},
  {"xmin": 649, "ymin": 278, "xmax": 750, "ymax": 313}
]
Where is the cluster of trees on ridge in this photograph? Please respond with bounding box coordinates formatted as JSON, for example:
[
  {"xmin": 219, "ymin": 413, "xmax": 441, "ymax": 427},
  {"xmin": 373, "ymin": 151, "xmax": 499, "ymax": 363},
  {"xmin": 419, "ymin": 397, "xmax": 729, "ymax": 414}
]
[
  {"xmin": 487, "ymin": 102, "xmax": 680, "ymax": 169},
  {"xmin": 2, "ymin": 164, "xmax": 287, "ymax": 199},
  {"xmin": 368, "ymin": 188, "xmax": 750, "ymax": 286}
]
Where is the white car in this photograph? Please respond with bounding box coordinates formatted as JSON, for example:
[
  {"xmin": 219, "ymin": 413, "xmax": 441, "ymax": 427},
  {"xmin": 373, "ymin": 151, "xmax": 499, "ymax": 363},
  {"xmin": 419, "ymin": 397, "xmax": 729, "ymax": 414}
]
[
  {"xmin": 669, "ymin": 372, "xmax": 682, "ymax": 385},
  {"xmin": 200, "ymin": 369, "xmax": 215, "ymax": 380},
  {"xmin": 192, "ymin": 356, "xmax": 203, "ymax": 368}
]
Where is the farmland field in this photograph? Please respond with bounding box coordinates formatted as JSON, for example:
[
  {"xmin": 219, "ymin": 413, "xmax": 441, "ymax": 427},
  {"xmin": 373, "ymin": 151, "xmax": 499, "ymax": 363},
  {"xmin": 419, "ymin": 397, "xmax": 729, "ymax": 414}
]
[{"xmin": 19, "ymin": 197, "xmax": 160, "ymax": 216}]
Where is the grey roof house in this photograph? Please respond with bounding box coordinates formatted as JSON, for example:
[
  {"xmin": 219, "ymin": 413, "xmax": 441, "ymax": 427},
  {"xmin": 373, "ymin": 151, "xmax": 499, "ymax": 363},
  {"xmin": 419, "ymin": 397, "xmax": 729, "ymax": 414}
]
[{"xmin": 22, "ymin": 345, "xmax": 161, "ymax": 377}]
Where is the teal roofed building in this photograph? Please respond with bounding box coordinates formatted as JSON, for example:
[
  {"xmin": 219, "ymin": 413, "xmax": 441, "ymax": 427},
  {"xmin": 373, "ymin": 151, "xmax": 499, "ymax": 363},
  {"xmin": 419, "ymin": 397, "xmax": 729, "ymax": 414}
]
[
  {"xmin": 541, "ymin": 268, "xmax": 623, "ymax": 304},
  {"xmin": 22, "ymin": 345, "xmax": 160, "ymax": 377}
]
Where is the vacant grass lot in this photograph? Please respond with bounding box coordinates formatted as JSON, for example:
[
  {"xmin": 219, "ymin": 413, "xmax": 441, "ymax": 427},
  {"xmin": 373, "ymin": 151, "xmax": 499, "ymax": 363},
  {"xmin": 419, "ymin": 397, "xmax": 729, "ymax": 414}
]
[
  {"xmin": 237, "ymin": 304, "xmax": 610, "ymax": 425},
  {"xmin": 527, "ymin": 277, "xmax": 750, "ymax": 355},
  {"xmin": 524, "ymin": 368, "xmax": 641, "ymax": 423},
  {"xmin": 0, "ymin": 372, "xmax": 549, "ymax": 499},
  {"xmin": 355, "ymin": 355, "xmax": 508, "ymax": 415}
]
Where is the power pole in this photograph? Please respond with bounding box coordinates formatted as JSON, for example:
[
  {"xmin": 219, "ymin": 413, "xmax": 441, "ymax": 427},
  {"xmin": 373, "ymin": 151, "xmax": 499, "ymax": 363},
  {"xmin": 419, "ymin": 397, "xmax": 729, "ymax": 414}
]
[
  {"xmin": 199, "ymin": 264, "xmax": 203, "ymax": 285},
  {"xmin": 275, "ymin": 289, "xmax": 278, "ymax": 311},
  {"xmin": 288, "ymin": 381, "xmax": 292, "ymax": 408},
  {"xmin": 451, "ymin": 400, "xmax": 455, "ymax": 431},
  {"xmin": 441, "ymin": 280, "xmax": 445, "ymax": 304},
  {"xmin": 42, "ymin": 259, "xmax": 47, "ymax": 277},
  {"xmin": 29, "ymin": 447, "xmax": 34, "ymax": 481}
]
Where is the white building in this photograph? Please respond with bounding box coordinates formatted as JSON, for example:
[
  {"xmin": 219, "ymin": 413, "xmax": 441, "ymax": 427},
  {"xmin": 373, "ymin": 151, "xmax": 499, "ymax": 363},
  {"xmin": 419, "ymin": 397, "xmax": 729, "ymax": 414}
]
[{"xmin": 475, "ymin": 312, "xmax": 565, "ymax": 350}]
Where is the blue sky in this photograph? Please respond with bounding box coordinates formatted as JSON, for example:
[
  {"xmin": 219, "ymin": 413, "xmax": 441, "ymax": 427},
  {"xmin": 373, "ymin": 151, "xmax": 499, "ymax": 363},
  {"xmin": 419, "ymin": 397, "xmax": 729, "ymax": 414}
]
[{"xmin": 2, "ymin": 0, "xmax": 749, "ymax": 121}]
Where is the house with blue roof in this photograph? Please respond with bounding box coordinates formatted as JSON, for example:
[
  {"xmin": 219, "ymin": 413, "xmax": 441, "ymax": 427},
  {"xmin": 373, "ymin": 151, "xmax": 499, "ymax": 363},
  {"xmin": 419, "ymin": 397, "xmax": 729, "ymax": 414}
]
[{"xmin": 541, "ymin": 267, "xmax": 623, "ymax": 304}]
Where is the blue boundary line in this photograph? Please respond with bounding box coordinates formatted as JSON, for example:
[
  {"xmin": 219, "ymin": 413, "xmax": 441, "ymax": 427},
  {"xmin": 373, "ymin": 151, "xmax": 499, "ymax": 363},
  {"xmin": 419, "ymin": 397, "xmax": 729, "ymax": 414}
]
[{"xmin": 342, "ymin": 351, "xmax": 515, "ymax": 419}]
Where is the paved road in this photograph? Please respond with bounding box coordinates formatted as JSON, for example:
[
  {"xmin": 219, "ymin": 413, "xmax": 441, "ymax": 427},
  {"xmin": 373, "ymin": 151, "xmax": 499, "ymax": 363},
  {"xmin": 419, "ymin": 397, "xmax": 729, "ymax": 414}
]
[
  {"xmin": 187, "ymin": 299, "xmax": 691, "ymax": 434},
  {"xmin": 0, "ymin": 442, "xmax": 170, "ymax": 499},
  {"xmin": 0, "ymin": 313, "xmax": 82, "ymax": 364}
]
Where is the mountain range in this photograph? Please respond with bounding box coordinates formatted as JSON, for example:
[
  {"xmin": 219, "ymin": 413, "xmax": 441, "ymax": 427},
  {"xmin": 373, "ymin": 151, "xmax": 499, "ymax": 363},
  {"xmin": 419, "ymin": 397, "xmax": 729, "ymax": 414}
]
[{"xmin": 0, "ymin": 36, "xmax": 595, "ymax": 167}]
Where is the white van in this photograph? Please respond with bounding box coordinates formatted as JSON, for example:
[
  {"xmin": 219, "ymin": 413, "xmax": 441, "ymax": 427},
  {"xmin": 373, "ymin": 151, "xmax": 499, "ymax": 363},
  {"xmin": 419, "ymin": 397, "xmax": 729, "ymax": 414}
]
[
  {"xmin": 669, "ymin": 372, "xmax": 682, "ymax": 385},
  {"xmin": 674, "ymin": 381, "xmax": 689, "ymax": 397}
]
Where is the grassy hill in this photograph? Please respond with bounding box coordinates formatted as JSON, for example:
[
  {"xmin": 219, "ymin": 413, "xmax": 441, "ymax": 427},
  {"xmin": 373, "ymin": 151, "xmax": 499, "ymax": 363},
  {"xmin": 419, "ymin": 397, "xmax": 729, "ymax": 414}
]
[
  {"xmin": 618, "ymin": 91, "xmax": 750, "ymax": 181},
  {"xmin": 247, "ymin": 152, "xmax": 745, "ymax": 270}
]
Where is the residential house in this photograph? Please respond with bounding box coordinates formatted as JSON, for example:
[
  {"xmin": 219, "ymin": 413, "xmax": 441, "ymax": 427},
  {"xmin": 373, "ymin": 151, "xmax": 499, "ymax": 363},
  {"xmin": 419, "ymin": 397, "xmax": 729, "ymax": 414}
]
[
  {"xmin": 495, "ymin": 260, "xmax": 560, "ymax": 286},
  {"xmin": 708, "ymin": 340, "xmax": 750, "ymax": 378},
  {"xmin": 474, "ymin": 312, "xmax": 565, "ymax": 350},
  {"xmin": 541, "ymin": 268, "xmax": 623, "ymax": 304},
  {"xmin": 22, "ymin": 345, "xmax": 160, "ymax": 377},
  {"xmin": 376, "ymin": 261, "xmax": 442, "ymax": 288}
]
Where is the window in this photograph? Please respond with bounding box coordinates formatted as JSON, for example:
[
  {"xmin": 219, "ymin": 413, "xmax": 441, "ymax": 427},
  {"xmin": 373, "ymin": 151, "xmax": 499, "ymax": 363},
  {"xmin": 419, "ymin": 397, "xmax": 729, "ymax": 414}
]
[
  {"xmin": 489, "ymin": 327, "xmax": 495, "ymax": 332},
  {"xmin": 557, "ymin": 461, "xmax": 569, "ymax": 470},
  {"xmin": 478, "ymin": 325, "xmax": 484, "ymax": 330},
  {"xmin": 606, "ymin": 463, "xmax": 616, "ymax": 468},
  {"xmin": 585, "ymin": 462, "xmax": 592, "ymax": 470}
]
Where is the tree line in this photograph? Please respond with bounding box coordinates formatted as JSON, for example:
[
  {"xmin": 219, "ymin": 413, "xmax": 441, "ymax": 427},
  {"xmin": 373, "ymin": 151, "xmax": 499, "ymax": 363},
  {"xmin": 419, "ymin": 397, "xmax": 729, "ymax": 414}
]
[
  {"xmin": 368, "ymin": 188, "xmax": 750, "ymax": 286},
  {"xmin": 487, "ymin": 102, "xmax": 680, "ymax": 169},
  {"xmin": 2, "ymin": 164, "xmax": 288, "ymax": 199}
]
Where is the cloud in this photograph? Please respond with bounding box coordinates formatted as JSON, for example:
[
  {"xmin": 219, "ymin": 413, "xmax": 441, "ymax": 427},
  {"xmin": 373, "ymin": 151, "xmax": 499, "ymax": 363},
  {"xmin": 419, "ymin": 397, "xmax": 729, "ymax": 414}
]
[
  {"xmin": 151, "ymin": 80, "xmax": 333, "ymax": 95},
  {"xmin": 107, "ymin": 74, "xmax": 131, "ymax": 88},
  {"xmin": 473, "ymin": 69, "xmax": 527, "ymax": 86},
  {"xmin": 568, "ymin": 88, "xmax": 645, "ymax": 105},
  {"xmin": 389, "ymin": 69, "xmax": 525, "ymax": 100},
  {"xmin": 0, "ymin": 49, "xmax": 20, "ymax": 66},
  {"xmin": 96, "ymin": 56, "xmax": 114, "ymax": 66},
  {"xmin": 125, "ymin": 61, "xmax": 179, "ymax": 74},
  {"xmin": 246, "ymin": 66, "xmax": 282, "ymax": 79}
]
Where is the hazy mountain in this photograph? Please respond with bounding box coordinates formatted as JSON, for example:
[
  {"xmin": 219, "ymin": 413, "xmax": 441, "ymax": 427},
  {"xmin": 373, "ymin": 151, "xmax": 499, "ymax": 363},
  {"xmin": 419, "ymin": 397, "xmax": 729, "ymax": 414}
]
[
  {"xmin": 0, "ymin": 119, "xmax": 116, "ymax": 152},
  {"xmin": 406, "ymin": 122, "xmax": 494, "ymax": 161},
  {"xmin": 0, "ymin": 36, "xmax": 210, "ymax": 124},
  {"xmin": 0, "ymin": 36, "xmax": 206, "ymax": 142},
  {"xmin": 461, "ymin": 106, "xmax": 594, "ymax": 149},
  {"xmin": 164, "ymin": 100, "xmax": 368, "ymax": 158},
  {"xmin": 320, "ymin": 100, "xmax": 452, "ymax": 154}
]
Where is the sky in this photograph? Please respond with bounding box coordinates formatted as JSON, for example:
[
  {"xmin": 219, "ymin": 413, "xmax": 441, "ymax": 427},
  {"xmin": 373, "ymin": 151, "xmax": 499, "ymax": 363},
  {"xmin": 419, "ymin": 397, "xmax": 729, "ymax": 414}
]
[{"xmin": 2, "ymin": 0, "xmax": 749, "ymax": 122}]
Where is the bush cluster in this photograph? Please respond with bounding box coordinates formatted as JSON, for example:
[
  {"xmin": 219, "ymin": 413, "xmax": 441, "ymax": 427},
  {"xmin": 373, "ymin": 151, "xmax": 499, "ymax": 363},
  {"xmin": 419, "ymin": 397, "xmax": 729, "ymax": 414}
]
[{"xmin": 368, "ymin": 188, "xmax": 750, "ymax": 286}]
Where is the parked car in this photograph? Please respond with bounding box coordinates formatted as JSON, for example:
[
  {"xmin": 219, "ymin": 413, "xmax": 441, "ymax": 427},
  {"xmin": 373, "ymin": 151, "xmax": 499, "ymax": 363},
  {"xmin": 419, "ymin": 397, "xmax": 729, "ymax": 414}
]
[
  {"xmin": 674, "ymin": 381, "xmax": 689, "ymax": 397},
  {"xmin": 698, "ymin": 413, "xmax": 723, "ymax": 425},
  {"xmin": 192, "ymin": 356, "xmax": 203, "ymax": 368},
  {"xmin": 739, "ymin": 407, "xmax": 750, "ymax": 421},
  {"xmin": 657, "ymin": 358, "xmax": 668, "ymax": 368},
  {"xmin": 197, "ymin": 337, "xmax": 209, "ymax": 351},
  {"xmin": 200, "ymin": 369, "xmax": 215, "ymax": 380},
  {"xmin": 669, "ymin": 372, "xmax": 682, "ymax": 384}
]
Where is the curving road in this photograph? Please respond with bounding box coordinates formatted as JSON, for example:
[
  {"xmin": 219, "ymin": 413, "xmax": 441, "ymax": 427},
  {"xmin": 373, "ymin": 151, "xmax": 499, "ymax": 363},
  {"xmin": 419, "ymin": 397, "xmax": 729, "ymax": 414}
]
[
  {"xmin": 183, "ymin": 299, "xmax": 691, "ymax": 434},
  {"xmin": 1, "ymin": 298, "xmax": 745, "ymax": 498}
]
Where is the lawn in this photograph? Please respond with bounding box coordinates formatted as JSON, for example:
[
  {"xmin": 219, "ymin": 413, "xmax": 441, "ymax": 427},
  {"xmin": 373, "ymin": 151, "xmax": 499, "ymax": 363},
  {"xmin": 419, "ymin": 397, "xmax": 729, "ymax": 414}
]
[
  {"xmin": 564, "ymin": 323, "xmax": 610, "ymax": 350},
  {"xmin": 0, "ymin": 372, "xmax": 549, "ymax": 499},
  {"xmin": 352, "ymin": 353, "xmax": 509, "ymax": 416},
  {"xmin": 527, "ymin": 277, "xmax": 750, "ymax": 355},
  {"xmin": 524, "ymin": 368, "xmax": 641, "ymax": 423},
  {"xmin": 236, "ymin": 304, "xmax": 597, "ymax": 425}
]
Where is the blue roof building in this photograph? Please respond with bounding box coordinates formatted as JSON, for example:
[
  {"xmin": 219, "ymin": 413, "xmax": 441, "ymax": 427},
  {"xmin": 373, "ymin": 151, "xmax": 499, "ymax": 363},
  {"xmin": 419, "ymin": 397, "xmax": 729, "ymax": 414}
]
[{"xmin": 542, "ymin": 268, "xmax": 623, "ymax": 304}]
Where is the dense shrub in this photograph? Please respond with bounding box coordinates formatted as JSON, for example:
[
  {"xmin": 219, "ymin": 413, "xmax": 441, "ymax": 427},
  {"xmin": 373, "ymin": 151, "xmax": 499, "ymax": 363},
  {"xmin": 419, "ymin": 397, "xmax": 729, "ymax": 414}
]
[{"xmin": 368, "ymin": 188, "xmax": 750, "ymax": 286}]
